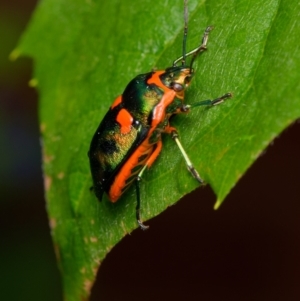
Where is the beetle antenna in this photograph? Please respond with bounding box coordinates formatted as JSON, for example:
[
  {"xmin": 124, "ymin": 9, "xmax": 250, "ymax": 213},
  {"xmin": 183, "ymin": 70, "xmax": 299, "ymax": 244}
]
[{"xmin": 182, "ymin": 0, "xmax": 188, "ymax": 66}]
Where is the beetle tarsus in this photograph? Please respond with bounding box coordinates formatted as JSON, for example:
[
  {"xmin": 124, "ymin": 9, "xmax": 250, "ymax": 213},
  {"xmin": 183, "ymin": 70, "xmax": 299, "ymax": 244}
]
[
  {"xmin": 188, "ymin": 166, "xmax": 204, "ymax": 184},
  {"xmin": 136, "ymin": 211, "xmax": 149, "ymax": 231},
  {"xmin": 211, "ymin": 92, "xmax": 232, "ymax": 106}
]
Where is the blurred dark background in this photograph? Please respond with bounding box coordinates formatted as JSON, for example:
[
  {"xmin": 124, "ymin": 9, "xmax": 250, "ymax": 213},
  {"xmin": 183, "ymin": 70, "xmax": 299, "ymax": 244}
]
[{"xmin": 1, "ymin": 1, "xmax": 299, "ymax": 301}]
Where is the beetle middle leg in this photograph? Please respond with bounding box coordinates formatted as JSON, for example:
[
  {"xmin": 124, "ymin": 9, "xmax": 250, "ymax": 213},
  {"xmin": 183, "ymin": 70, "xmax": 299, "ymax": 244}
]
[{"xmin": 183, "ymin": 92, "xmax": 232, "ymax": 111}]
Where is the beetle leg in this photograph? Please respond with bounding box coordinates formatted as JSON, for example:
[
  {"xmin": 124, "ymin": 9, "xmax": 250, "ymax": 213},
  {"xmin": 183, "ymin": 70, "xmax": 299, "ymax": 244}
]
[
  {"xmin": 170, "ymin": 130, "xmax": 204, "ymax": 184},
  {"xmin": 135, "ymin": 177, "xmax": 149, "ymax": 230},
  {"xmin": 185, "ymin": 92, "xmax": 232, "ymax": 110},
  {"xmin": 170, "ymin": 93, "xmax": 232, "ymax": 184},
  {"xmin": 173, "ymin": 26, "xmax": 214, "ymax": 66}
]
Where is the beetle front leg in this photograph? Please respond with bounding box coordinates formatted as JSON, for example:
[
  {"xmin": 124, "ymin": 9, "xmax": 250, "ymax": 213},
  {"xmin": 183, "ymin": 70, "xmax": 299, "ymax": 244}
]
[{"xmin": 170, "ymin": 130, "xmax": 204, "ymax": 184}]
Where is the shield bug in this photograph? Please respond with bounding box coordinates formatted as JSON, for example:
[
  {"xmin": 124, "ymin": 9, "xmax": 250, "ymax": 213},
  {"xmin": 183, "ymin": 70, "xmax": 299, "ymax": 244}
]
[{"xmin": 88, "ymin": 1, "xmax": 231, "ymax": 229}]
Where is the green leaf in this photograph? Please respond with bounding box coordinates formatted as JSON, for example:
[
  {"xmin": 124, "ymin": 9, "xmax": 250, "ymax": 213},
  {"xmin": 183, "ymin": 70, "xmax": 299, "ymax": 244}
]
[{"xmin": 16, "ymin": 0, "xmax": 300, "ymax": 300}]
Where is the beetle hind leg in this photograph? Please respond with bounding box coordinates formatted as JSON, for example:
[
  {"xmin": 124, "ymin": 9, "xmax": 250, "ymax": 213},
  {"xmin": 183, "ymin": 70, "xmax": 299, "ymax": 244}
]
[
  {"xmin": 133, "ymin": 141, "xmax": 163, "ymax": 230},
  {"xmin": 135, "ymin": 177, "xmax": 149, "ymax": 230}
]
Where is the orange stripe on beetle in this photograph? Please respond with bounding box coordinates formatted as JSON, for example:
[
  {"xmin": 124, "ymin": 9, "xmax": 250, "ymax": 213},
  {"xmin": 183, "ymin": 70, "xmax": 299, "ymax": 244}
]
[
  {"xmin": 147, "ymin": 70, "xmax": 165, "ymax": 86},
  {"xmin": 108, "ymin": 141, "xmax": 158, "ymax": 202},
  {"xmin": 116, "ymin": 108, "xmax": 133, "ymax": 134},
  {"xmin": 111, "ymin": 95, "xmax": 122, "ymax": 109}
]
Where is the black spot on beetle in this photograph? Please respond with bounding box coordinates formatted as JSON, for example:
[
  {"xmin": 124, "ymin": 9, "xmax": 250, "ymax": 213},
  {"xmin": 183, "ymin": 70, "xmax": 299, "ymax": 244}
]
[{"xmin": 99, "ymin": 138, "xmax": 118, "ymax": 155}]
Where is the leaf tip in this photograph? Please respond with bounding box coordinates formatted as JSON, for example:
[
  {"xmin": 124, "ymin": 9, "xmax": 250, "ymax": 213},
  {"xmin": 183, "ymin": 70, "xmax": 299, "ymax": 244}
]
[
  {"xmin": 213, "ymin": 199, "xmax": 223, "ymax": 210},
  {"xmin": 29, "ymin": 78, "xmax": 38, "ymax": 87},
  {"xmin": 9, "ymin": 49, "xmax": 21, "ymax": 61}
]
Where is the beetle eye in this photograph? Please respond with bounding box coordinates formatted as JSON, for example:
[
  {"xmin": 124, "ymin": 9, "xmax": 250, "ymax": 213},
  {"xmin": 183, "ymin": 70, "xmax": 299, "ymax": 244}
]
[{"xmin": 172, "ymin": 82, "xmax": 183, "ymax": 92}]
